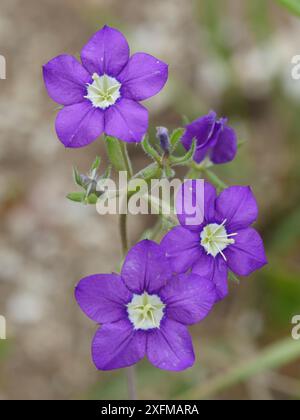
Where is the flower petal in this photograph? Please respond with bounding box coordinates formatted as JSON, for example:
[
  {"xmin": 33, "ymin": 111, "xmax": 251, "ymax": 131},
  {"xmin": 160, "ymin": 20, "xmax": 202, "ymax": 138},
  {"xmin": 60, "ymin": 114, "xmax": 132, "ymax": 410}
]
[
  {"xmin": 81, "ymin": 25, "xmax": 130, "ymax": 76},
  {"xmin": 43, "ymin": 55, "xmax": 91, "ymax": 106},
  {"xmin": 210, "ymin": 126, "xmax": 237, "ymax": 164},
  {"xmin": 55, "ymin": 101, "xmax": 104, "ymax": 148},
  {"xmin": 105, "ymin": 98, "xmax": 148, "ymax": 143},
  {"xmin": 215, "ymin": 186, "xmax": 258, "ymax": 231},
  {"xmin": 224, "ymin": 227, "xmax": 267, "ymax": 276},
  {"xmin": 176, "ymin": 180, "xmax": 217, "ymax": 230},
  {"xmin": 181, "ymin": 111, "xmax": 217, "ymax": 155},
  {"xmin": 121, "ymin": 240, "xmax": 172, "ymax": 294},
  {"xmin": 161, "ymin": 226, "xmax": 202, "ymax": 273},
  {"xmin": 75, "ymin": 274, "xmax": 131, "ymax": 324},
  {"xmin": 119, "ymin": 53, "xmax": 168, "ymax": 101},
  {"xmin": 147, "ymin": 319, "xmax": 195, "ymax": 371},
  {"xmin": 193, "ymin": 254, "xmax": 228, "ymax": 302},
  {"xmin": 160, "ymin": 273, "xmax": 216, "ymax": 325},
  {"xmin": 92, "ymin": 319, "xmax": 146, "ymax": 370}
]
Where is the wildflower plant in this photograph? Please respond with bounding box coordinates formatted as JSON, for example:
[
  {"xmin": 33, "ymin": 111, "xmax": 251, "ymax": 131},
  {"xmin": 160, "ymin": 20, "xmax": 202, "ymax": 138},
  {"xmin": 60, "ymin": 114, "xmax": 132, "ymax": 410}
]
[{"xmin": 43, "ymin": 25, "xmax": 267, "ymax": 398}]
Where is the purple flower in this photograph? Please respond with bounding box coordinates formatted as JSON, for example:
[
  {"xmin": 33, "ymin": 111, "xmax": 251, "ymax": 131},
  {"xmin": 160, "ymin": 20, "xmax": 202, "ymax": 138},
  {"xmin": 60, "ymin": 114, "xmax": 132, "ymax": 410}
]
[
  {"xmin": 43, "ymin": 25, "xmax": 168, "ymax": 147},
  {"xmin": 161, "ymin": 181, "xmax": 267, "ymax": 301},
  {"xmin": 75, "ymin": 240, "xmax": 216, "ymax": 371},
  {"xmin": 182, "ymin": 111, "xmax": 237, "ymax": 164}
]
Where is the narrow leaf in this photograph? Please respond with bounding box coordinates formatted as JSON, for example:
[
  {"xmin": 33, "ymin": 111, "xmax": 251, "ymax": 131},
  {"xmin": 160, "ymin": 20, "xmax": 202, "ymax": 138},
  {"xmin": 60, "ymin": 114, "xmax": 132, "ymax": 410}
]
[
  {"xmin": 91, "ymin": 156, "xmax": 101, "ymax": 171},
  {"xmin": 73, "ymin": 167, "xmax": 83, "ymax": 187},
  {"xmin": 142, "ymin": 135, "xmax": 161, "ymax": 164},
  {"xmin": 170, "ymin": 139, "xmax": 196, "ymax": 166}
]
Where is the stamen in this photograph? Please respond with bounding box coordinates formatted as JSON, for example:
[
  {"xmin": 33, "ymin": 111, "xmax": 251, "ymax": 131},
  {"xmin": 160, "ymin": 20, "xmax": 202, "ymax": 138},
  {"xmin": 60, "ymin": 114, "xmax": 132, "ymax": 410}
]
[
  {"xmin": 127, "ymin": 292, "xmax": 165, "ymax": 331},
  {"xmin": 85, "ymin": 73, "xmax": 121, "ymax": 109},
  {"xmin": 200, "ymin": 221, "xmax": 236, "ymax": 259}
]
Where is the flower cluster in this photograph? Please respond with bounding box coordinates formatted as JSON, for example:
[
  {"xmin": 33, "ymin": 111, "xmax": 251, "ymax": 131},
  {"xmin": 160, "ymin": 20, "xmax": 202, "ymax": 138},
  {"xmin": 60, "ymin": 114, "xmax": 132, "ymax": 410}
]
[{"xmin": 43, "ymin": 25, "xmax": 267, "ymax": 373}]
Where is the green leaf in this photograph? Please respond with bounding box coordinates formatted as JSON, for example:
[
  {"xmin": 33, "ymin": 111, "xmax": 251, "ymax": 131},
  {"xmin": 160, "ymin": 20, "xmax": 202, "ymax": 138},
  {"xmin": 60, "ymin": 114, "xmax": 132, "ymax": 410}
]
[
  {"xmin": 142, "ymin": 135, "xmax": 161, "ymax": 164},
  {"xmin": 105, "ymin": 136, "xmax": 128, "ymax": 172},
  {"xmin": 67, "ymin": 192, "xmax": 86, "ymax": 203},
  {"xmin": 133, "ymin": 163, "xmax": 162, "ymax": 182},
  {"xmin": 169, "ymin": 139, "xmax": 196, "ymax": 166},
  {"xmin": 170, "ymin": 128, "xmax": 185, "ymax": 152},
  {"xmin": 73, "ymin": 167, "xmax": 83, "ymax": 187},
  {"xmin": 276, "ymin": 0, "xmax": 300, "ymax": 17},
  {"xmin": 91, "ymin": 156, "xmax": 101, "ymax": 171}
]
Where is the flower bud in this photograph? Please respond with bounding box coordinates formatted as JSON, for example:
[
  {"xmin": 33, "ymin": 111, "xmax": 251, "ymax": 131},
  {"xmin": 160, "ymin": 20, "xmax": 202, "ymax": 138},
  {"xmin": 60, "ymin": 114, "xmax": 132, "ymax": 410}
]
[{"xmin": 156, "ymin": 127, "xmax": 170, "ymax": 154}]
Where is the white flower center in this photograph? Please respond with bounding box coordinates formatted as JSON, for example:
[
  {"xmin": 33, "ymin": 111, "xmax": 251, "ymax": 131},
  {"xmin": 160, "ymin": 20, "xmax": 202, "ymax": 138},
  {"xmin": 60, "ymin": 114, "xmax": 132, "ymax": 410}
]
[
  {"xmin": 127, "ymin": 292, "xmax": 165, "ymax": 331},
  {"xmin": 85, "ymin": 73, "xmax": 121, "ymax": 109},
  {"xmin": 200, "ymin": 219, "xmax": 237, "ymax": 260}
]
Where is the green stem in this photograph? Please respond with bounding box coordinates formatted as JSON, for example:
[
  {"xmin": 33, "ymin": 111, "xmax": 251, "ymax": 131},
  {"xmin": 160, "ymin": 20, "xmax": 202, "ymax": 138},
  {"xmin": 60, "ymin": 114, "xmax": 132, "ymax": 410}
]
[
  {"xmin": 203, "ymin": 168, "xmax": 228, "ymax": 191},
  {"xmin": 118, "ymin": 142, "xmax": 137, "ymax": 400},
  {"xmin": 178, "ymin": 337, "xmax": 300, "ymax": 400},
  {"xmin": 119, "ymin": 141, "xmax": 133, "ymax": 179},
  {"xmin": 119, "ymin": 214, "xmax": 129, "ymax": 257}
]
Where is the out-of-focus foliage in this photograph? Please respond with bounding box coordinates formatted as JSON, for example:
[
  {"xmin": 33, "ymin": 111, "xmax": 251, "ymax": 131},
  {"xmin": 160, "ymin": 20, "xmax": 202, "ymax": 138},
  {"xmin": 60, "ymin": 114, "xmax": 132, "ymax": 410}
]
[{"xmin": 276, "ymin": 0, "xmax": 300, "ymax": 17}]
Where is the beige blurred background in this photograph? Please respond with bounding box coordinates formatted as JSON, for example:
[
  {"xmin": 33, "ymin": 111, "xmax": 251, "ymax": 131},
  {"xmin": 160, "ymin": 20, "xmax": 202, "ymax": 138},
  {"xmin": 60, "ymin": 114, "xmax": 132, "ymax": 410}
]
[{"xmin": 0, "ymin": 0, "xmax": 300, "ymax": 400}]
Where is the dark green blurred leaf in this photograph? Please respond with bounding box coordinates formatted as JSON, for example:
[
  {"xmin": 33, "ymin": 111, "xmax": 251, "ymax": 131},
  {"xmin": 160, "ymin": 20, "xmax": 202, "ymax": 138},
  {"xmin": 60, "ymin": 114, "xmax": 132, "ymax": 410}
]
[
  {"xmin": 276, "ymin": 0, "xmax": 300, "ymax": 17},
  {"xmin": 262, "ymin": 261, "xmax": 300, "ymax": 325},
  {"xmin": 268, "ymin": 207, "xmax": 300, "ymax": 254},
  {"xmin": 0, "ymin": 340, "xmax": 11, "ymax": 361}
]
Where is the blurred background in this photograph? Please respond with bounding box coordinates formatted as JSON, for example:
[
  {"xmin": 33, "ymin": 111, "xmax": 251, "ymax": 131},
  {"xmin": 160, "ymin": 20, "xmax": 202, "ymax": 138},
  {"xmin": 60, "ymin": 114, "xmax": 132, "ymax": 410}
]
[{"xmin": 0, "ymin": 0, "xmax": 300, "ymax": 400}]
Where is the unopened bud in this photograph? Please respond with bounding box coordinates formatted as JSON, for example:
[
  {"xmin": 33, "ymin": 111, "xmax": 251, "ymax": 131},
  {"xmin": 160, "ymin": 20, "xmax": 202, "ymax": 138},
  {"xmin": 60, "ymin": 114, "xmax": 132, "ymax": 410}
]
[{"xmin": 156, "ymin": 127, "xmax": 170, "ymax": 154}]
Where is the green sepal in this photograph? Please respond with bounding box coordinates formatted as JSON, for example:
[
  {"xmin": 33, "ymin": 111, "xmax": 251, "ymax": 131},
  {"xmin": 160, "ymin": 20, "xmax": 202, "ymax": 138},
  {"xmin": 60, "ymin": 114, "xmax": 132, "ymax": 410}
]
[
  {"xmin": 228, "ymin": 271, "xmax": 240, "ymax": 284},
  {"xmin": 73, "ymin": 167, "xmax": 83, "ymax": 187},
  {"xmin": 105, "ymin": 136, "xmax": 128, "ymax": 172},
  {"xmin": 170, "ymin": 128, "xmax": 185, "ymax": 152},
  {"xmin": 142, "ymin": 135, "xmax": 161, "ymax": 164}
]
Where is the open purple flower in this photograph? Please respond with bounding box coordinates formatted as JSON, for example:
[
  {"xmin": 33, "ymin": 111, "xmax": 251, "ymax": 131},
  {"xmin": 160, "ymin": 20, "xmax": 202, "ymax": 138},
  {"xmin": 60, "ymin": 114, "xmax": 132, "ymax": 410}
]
[
  {"xmin": 182, "ymin": 111, "xmax": 237, "ymax": 164},
  {"xmin": 43, "ymin": 25, "xmax": 168, "ymax": 147},
  {"xmin": 75, "ymin": 240, "xmax": 215, "ymax": 371},
  {"xmin": 161, "ymin": 181, "xmax": 267, "ymax": 301}
]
